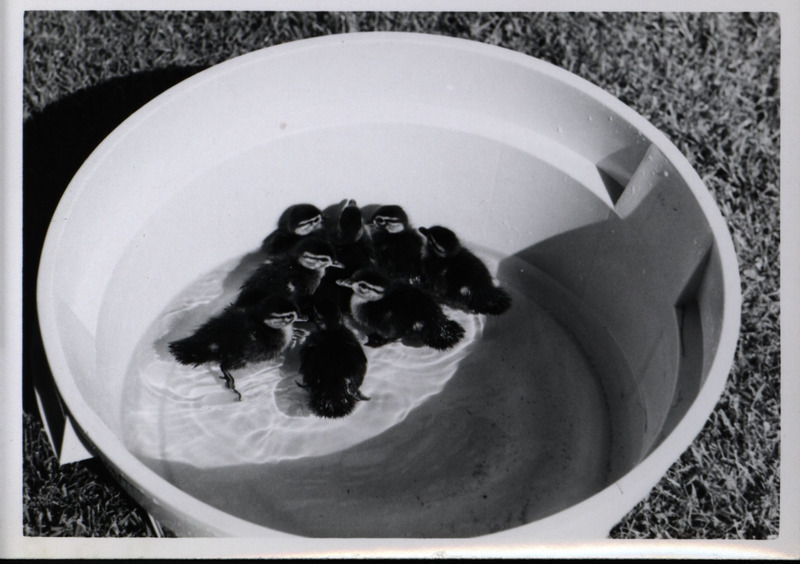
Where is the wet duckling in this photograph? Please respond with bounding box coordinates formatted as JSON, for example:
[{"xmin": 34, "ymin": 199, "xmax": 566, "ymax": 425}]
[
  {"xmin": 328, "ymin": 199, "xmax": 375, "ymax": 277},
  {"xmin": 369, "ymin": 205, "xmax": 425, "ymax": 285},
  {"xmin": 235, "ymin": 238, "xmax": 344, "ymax": 310},
  {"xmin": 297, "ymin": 298, "xmax": 370, "ymax": 418},
  {"xmin": 168, "ymin": 296, "xmax": 308, "ymax": 401},
  {"xmin": 336, "ymin": 268, "xmax": 465, "ymax": 350},
  {"xmin": 316, "ymin": 199, "xmax": 376, "ymax": 308},
  {"xmin": 261, "ymin": 203, "xmax": 327, "ymax": 257},
  {"xmin": 419, "ymin": 225, "xmax": 512, "ymax": 315}
]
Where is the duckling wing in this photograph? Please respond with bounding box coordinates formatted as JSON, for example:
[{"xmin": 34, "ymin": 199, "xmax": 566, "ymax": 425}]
[
  {"xmin": 390, "ymin": 285, "xmax": 465, "ymax": 350},
  {"xmin": 446, "ymin": 250, "xmax": 494, "ymax": 291},
  {"xmin": 449, "ymin": 250, "xmax": 511, "ymax": 315},
  {"xmin": 168, "ymin": 305, "xmax": 252, "ymax": 368},
  {"xmin": 383, "ymin": 285, "xmax": 442, "ymax": 332},
  {"xmin": 374, "ymin": 231, "xmax": 424, "ymax": 282},
  {"xmin": 235, "ymin": 260, "xmax": 292, "ymax": 306},
  {"xmin": 249, "ymin": 324, "xmax": 291, "ymax": 363},
  {"xmin": 261, "ymin": 230, "xmax": 299, "ymax": 256},
  {"xmin": 299, "ymin": 328, "xmax": 367, "ymax": 387},
  {"xmin": 420, "ymin": 254, "xmax": 449, "ymax": 294}
]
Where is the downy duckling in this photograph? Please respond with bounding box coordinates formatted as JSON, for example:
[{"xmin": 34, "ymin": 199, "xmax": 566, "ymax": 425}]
[
  {"xmin": 235, "ymin": 238, "xmax": 344, "ymax": 311},
  {"xmin": 327, "ymin": 199, "xmax": 375, "ymax": 277},
  {"xmin": 261, "ymin": 203, "xmax": 327, "ymax": 257},
  {"xmin": 316, "ymin": 199, "xmax": 376, "ymax": 309},
  {"xmin": 336, "ymin": 268, "xmax": 465, "ymax": 350},
  {"xmin": 297, "ymin": 298, "xmax": 370, "ymax": 418},
  {"xmin": 419, "ymin": 225, "xmax": 512, "ymax": 315},
  {"xmin": 368, "ymin": 204, "xmax": 425, "ymax": 285},
  {"xmin": 168, "ymin": 296, "xmax": 308, "ymax": 401}
]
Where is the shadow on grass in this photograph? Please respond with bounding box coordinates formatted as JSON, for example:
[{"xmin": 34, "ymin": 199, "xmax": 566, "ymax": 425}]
[{"xmin": 23, "ymin": 66, "xmax": 206, "ymax": 537}]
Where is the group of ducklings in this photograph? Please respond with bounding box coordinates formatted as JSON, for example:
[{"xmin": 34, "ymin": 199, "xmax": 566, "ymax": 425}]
[{"xmin": 168, "ymin": 199, "xmax": 512, "ymax": 418}]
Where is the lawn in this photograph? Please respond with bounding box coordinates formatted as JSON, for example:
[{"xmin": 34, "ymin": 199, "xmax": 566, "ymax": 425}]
[{"xmin": 22, "ymin": 11, "xmax": 780, "ymax": 540}]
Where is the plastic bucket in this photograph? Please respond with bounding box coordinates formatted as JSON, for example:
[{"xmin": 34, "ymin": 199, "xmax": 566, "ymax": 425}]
[{"xmin": 37, "ymin": 32, "xmax": 740, "ymax": 542}]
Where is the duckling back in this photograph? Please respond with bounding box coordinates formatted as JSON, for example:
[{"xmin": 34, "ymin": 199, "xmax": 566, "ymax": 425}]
[
  {"xmin": 420, "ymin": 225, "xmax": 512, "ymax": 316},
  {"xmin": 389, "ymin": 284, "xmax": 466, "ymax": 350},
  {"xmin": 372, "ymin": 228, "xmax": 424, "ymax": 284},
  {"xmin": 298, "ymin": 299, "xmax": 369, "ymax": 418},
  {"xmin": 168, "ymin": 305, "xmax": 253, "ymax": 369},
  {"xmin": 428, "ymin": 250, "xmax": 511, "ymax": 315},
  {"xmin": 234, "ymin": 256, "xmax": 297, "ymax": 308}
]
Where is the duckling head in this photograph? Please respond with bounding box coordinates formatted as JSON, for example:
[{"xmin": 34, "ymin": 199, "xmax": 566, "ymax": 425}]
[
  {"xmin": 278, "ymin": 203, "xmax": 324, "ymax": 236},
  {"xmin": 292, "ymin": 238, "xmax": 344, "ymax": 271},
  {"xmin": 336, "ymin": 268, "xmax": 390, "ymax": 302},
  {"xmin": 310, "ymin": 297, "xmax": 344, "ymax": 330},
  {"xmin": 370, "ymin": 205, "xmax": 409, "ymax": 234},
  {"xmin": 253, "ymin": 296, "xmax": 307, "ymax": 329},
  {"xmin": 419, "ymin": 226, "xmax": 461, "ymax": 258},
  {"xmin": 337, "ymin": 200, "xmax": 366, "ymax": 243}
]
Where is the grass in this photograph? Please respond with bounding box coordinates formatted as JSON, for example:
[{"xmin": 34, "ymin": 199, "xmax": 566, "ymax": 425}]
[
  {"xmin": 23, "ymin": 413, "xmax": 156, "ymax": 537},
  {"xmin": 22, "ymin": 11, "xmax": 780, "ymax": 539}
]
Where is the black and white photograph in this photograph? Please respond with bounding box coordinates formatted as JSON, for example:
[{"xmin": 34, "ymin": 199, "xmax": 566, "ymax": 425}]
[{"xmin": 2, "ymin": 1, "xmax": 797, "ymax": 559}]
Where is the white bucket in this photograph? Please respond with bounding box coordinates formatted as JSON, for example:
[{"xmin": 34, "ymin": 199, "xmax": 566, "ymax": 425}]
[{"xmin": 37, "ymin": 32, "xmax": 740, "ymax": 542}]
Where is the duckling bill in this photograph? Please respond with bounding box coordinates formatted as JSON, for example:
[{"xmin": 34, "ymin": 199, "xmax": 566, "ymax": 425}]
[{"xmin": 168, "ymin": 296, "xmax": 308, "ymax": 401}]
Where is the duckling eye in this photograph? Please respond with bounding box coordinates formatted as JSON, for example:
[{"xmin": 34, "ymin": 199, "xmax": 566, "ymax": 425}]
[
  {"xmin": 356, "ymin": 282, "xmax": 379, "ymax": 294},
  {"xmin": 356, "ymin": 282, "xmax": 383, "ymax": 296},
  {"xmin": 295, "ymin": 215, "xmax": 322, "ymax": 234},
  {"xmin": 303, "ymin": 253, "xmax": 333, "ymax": 266},
  {"xmin": 373, "ymin": 216, "xmax": 398, "ymax": 227},
  {"xmin": 431, "ymin": 240, "xmax": 446, "ymax": 255},
  {"xmin": 269, "ymin": 312, "xmax": 296, "ymax": 324}
]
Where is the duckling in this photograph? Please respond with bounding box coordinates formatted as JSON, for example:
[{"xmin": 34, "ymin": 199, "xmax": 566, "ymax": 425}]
[
  {"xmin": 296, "ymin": 297, "xmax": 370, "ymax": 418},
  {"xmin": 369, "ymin": 205, "xmax": 425, "ymax": 285},
  {"xmin": 261, "ymin": 203, "xmax": 326, "ymax": 257},
  {"xmin": 336, "ymin": 268, "xmax": 465, "ymax": 350},
  {"xmin": 235, "ymin": 238, "xmax": 344, "ymax": 311},
  {"xmin": 316, "ymin": 199, "xmax": 376, "ymax": 308},
  {"xmin": 168, "ymin": 296, "xmax": 308, "ymax": 401},
  {"xmin": 328, "ymin": 199, "xmax": 375, "ymax": 277},
  {"xmin": 419, "ymin": 225, "xmax": 512, "ymax": 315}
]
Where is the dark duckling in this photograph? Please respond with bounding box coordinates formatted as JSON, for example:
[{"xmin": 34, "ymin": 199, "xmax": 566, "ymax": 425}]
[
  {"xmin": 261, "ymin": 203, "xmax": 327, "ymax": 257},
  {"xmin": 168, "ymin": 296, "xmax": 308, "ymax": 401},
  {"xmin": 419, "ymin": 225, "xmax": 512, "ymax": 315},
  {"xmin": 235, "ymin": 238, "xmax": 344, "ymax": 311},
  {"xmin": 316, "ymin": 199, "xmax": 376, "ymax": 309},
  {"xmin": 368, "ymin": 204, "xmax": 425, "ymax": 285},
  {"xmin": 328, "ymin": 199, "xmax": 376, "ymax": 277},
  {"xmin": 297, "ymin": 297, "xmax": 370, "ymax": 418},
  {"xmin": 336, "ymin": 268, "xmax": 465, "ymax": 350}
]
